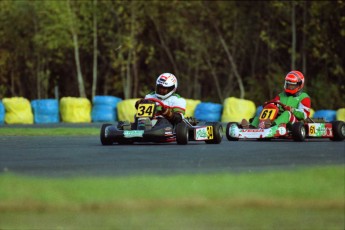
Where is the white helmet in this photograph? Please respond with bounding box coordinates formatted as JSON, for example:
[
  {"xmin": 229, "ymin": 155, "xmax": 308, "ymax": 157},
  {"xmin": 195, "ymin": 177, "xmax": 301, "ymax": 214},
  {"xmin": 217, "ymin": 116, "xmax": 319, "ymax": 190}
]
[{"xmin": 155, "ymin": 73, "xmax": 178, "ymax": 100}]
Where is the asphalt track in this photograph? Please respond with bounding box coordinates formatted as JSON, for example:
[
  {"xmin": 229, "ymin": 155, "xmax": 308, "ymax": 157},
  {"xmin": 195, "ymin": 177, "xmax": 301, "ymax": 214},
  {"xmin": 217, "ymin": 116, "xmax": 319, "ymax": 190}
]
[{"xmin": 0, "ymin": 129, "xmax": 344, "ymax": 177}]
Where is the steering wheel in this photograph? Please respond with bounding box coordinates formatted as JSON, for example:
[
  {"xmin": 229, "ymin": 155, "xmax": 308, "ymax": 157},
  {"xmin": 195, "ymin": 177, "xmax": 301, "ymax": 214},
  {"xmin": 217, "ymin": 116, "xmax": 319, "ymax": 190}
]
[
  {"xmin": 144, "ymin": 97, "xmax": 166, "ymax": 109},
  {"xmin": 264, "ymin": 100, "xmax": 288, "ymax": 111}
]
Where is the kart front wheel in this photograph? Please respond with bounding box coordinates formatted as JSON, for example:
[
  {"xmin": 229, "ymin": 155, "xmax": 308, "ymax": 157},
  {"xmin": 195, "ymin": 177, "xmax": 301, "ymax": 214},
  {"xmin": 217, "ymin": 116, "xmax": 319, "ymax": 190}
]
[
  {"xmin": 205, "ymin": 122, "xmax": 223, "ymax": 144},
  {"xmin": 176, "ymin": 122, "xmax": 189, "ymax": 145},
  {"xmin": 291, "ymin": 122, "xmax": 306, "ymax": 142},
  {"xmin": 330, "ymin": 121, "xmax": 345, "ymax": 141},
  {"xmin": 100, "ymin": 124, "xmax": 113, "ymax": 145},
  {"xmin": 226, "ymin": 122, "xmax": 239, "ymax": 141}
]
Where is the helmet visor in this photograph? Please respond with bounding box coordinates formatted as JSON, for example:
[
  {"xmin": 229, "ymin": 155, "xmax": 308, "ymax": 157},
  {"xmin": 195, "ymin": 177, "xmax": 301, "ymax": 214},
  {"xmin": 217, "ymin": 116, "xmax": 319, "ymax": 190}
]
[
  {"xmin": 156, "ymin": 84, "xmax": 175, "ymax": 96},
  {"xmin": 285, "ymin": 81, "xmax": 298, "ymax": 90}
]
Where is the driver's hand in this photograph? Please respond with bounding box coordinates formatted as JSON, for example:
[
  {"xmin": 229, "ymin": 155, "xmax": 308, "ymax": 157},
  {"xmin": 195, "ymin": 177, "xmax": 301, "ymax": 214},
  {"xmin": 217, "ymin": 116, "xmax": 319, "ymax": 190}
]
[
  {"xmin": 264, "ymin": 100, "xmax": 277, "ymax": 105},
  {"xmin": 135, "ymin": 98, "xmax": 147, "ymax": 109},
  {"xmin": 284, "ymin": 106, "xmax": 294, "ymax": 113},
  {"xmin": 161, "ymin": 107, "xmax": 173, "ymax": 118}
]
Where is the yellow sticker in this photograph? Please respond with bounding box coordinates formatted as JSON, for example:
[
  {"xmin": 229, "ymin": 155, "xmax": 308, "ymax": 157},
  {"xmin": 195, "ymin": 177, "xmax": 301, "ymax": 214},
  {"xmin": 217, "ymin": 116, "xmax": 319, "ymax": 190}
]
[
  {"xmin": 309, "ymin": 125, "xmax": 316, "ymax": 135},
  {"xmin": 207, "ymin": 126, "xmax": 214, "ymax": 140},
  {"xmin": 136, "ymin": 103, "xmax": 156, "ymax": 118},
  {"xmin": 260, "ymin": 109, "xmax": 277, "ymax": 120}
]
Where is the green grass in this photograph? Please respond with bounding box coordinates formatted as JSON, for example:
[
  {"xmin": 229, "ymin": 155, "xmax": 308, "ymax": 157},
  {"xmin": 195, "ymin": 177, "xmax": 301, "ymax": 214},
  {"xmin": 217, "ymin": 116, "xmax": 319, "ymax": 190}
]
[
  {"xmin": 0, "ymin": 127, "xmax": 99, "ymax": 136},
  {"xmin": 0, "ymin": 166, "xmax": 344, "ymax": 229}
]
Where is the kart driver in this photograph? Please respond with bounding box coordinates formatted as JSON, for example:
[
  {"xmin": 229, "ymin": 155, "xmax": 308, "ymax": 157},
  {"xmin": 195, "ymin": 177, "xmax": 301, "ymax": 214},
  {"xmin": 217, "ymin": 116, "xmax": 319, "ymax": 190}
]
[
  {"xmin": 135, "ymin": 73, "xmax": 186, "ymax": 125},
  {"xmin": 242, "ymin": 70, "xmax": 311, "ymax": 129}
]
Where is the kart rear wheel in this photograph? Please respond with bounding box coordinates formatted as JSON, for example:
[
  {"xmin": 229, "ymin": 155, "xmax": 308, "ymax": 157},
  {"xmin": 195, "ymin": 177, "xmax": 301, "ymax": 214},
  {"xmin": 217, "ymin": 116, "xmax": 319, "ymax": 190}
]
[
  {"xmin": 176, "ymin": 122, "xmax": 189, "ymax": 145},
  {"xmin": 226, "ymin": 122, "xmax": 239, "ymax": 141},
  {"xmin": 330, "ymin": 121, "xmax": 345, "ymax": 141},
  {"xmin": 291, "ymin": 122, "xmax": 306, "ymax": 142},
  {"xmin": 100, "ymin": 124, "xmax": 113, "ymax": 145},
  {"xmin": 205, "ymin": 122, "xmax": 223, "ymax": 144}
]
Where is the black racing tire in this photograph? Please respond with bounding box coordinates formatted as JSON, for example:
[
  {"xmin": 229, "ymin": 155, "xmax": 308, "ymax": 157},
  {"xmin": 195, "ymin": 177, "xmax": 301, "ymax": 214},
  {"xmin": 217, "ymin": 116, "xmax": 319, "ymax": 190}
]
[
  {"xmin": 226, "ymin": 122, "xmax": 239, "ymax": 141},
  {"xmin": 330, "ymin": 121, "xmax": 345, "ymax": 141},
  {"xmin": 100, "ymin": 123, "xmax": 113, "ymax": 145},
  {"xmin": 205, "ymin": 122, "xmax": 223, "ymax": 144},
  {"xmin": 291, "ymin": 122, "xmax": 306, "ymax": 142},
  {"xmin": 176, "ymin": 122, "xmax": 189, "ymax": 145}
]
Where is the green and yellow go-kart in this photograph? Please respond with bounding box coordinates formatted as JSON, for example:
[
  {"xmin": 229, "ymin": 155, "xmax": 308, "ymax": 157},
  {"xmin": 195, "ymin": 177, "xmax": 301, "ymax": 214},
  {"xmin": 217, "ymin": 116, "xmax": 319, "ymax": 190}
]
[{"xmin": 226, "ymin": 101, "xmax": 345, "ymax": 142}]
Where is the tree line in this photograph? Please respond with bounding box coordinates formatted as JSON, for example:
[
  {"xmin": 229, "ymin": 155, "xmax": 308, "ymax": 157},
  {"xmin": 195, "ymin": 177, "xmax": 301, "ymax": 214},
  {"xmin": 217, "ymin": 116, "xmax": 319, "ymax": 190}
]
[{"xmin": 0, "ymin": 0, "xmax": 344, "ymax": 110}]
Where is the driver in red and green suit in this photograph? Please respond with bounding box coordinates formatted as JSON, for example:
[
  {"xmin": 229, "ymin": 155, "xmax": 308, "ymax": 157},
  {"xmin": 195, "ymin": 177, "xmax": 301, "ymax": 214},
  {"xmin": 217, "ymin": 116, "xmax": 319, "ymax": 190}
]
[{"xmin": 250, "ymin": 70, "xmax": 311, "ymax": 127}]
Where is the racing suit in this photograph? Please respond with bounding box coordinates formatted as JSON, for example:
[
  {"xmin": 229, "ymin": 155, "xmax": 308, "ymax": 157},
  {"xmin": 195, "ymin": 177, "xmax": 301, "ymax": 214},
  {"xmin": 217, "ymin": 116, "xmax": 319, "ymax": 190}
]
[
  {"xmin": 140, "ymin": 92, "xmax": 186, "ymax": 125},
  {"xmin": 251, "ymin": 91, "xmax": 311, "ymax": 127}
]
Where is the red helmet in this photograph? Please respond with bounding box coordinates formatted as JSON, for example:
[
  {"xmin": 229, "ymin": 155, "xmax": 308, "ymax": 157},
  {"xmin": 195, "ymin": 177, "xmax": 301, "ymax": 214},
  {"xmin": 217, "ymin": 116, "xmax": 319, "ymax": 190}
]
[{"xmin": 284, "ymin": 70, "xmax": 305, "ymax": 95}]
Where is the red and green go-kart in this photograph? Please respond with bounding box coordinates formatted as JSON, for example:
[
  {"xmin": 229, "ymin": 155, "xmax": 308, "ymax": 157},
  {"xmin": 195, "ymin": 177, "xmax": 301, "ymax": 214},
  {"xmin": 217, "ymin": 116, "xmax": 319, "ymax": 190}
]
[
  {"xmin": 226, "ymin": 101, "xmax": 345, "ymax": 142},
  {"xmin": 100, "ymin": 98, "xmax": 223, "ymax": 145}
]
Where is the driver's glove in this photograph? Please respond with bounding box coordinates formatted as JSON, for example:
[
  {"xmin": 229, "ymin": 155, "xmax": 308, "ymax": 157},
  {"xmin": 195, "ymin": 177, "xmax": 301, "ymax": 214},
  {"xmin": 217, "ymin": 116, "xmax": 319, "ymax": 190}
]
[
  {"xmin": 135, "ymin": 98, "xmax": 148, "ymax": 109},
  {"xmin": 283, "ymin": 106, "xmax": 295, "ymax": 113},
  {"xmin": 161, "ymin": 107, "xmax": 173, "ymax": 119}
]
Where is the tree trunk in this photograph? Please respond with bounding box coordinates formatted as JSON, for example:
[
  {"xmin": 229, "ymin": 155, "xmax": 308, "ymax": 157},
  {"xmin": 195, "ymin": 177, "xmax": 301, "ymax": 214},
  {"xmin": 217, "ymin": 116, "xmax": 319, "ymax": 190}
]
[
  {"xmin": 216, "ymin": 30, "xmax": 245, "ymax": 99},
  {"xmin": 133, "ymin": 51, "xmax": 139, "ymax": 98},
  {"xmin": 302, "ymin": 1, "xmax": 307, "ymax": 75},
  {"xmin": 67, "ymin": 0, "xmax": 86, "ymax": 98},
  {"xmin": 151, "ymin": 17, "xmax": 179, "ymax": 76},
  {"xmin": 92, "ymin": 0, "xmax": 98, "ymax": 100},
  {"xmin": 205, "ymin": 57, "xmax": 223, "ymax": 102},
  {"xmin": 291, "ymin": 1, "xmax": 296, "ymax": 70}
]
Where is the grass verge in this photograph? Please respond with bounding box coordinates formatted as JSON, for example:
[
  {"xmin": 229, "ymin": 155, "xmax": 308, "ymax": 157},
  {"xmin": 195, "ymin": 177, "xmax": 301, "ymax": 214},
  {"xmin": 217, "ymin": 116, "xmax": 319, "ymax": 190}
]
[
  {"xmin": 0, "ymin": 127, "xmax": 99, "ymax": 136},
  {"xmin": 0, "ymin": 166, "xmax": 344, "ymax": 229}
]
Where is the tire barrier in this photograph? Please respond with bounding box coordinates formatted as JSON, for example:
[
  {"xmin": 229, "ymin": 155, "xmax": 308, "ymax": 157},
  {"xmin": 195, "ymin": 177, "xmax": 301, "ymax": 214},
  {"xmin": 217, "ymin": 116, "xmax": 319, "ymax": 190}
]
[
  {"xmin": 336, "ymin": 108, "xmax": 345, "ymax": 121},
  {"xmin": 2, "ymin": 97, "xmax": 34, "ymax": 124},
  {"xmin": 0, "ymin": 96, "xmax": 343, "ymax": 125},
  {"xmin": 60, "ymin": 97, "xmax": 91, "ymax": 123},
  {"xmin": 221, "ymin": 97, "xmax": 256, "ymax": 122},
  {"xmin": 312, "ymin": 110, "xmax": 336, "ymax": 122},
  {"xmin": 194, "ymin": 102, "xmax": 222, "ymax": 122},
  {"xmin": 309, "ymin": 108, "xmax": 315, "ymax": 118},
  {"xmin": 91, "ymin": 96, "xmax": 122, "ymax": 122},
  {"xmin": 185, "ymin": 99, "xmax": 201, "ymax": 118},
  {"xmin": 117, "ymin": 98, "xmax": 140, "ymax": 123},
  {"xmin": 0, "ymin": 101, "xmax": 4, "ymax": 124},
  {"xmin": 31, "ymin": 99, "xmax": 59, "ymax": 124}
]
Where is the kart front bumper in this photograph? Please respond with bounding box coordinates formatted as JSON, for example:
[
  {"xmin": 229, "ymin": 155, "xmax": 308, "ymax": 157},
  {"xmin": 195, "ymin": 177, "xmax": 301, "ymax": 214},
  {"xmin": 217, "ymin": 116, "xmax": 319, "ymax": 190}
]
[{"xmin": 105, "ymin": 125, "xmax": 175, "ymax": 143}]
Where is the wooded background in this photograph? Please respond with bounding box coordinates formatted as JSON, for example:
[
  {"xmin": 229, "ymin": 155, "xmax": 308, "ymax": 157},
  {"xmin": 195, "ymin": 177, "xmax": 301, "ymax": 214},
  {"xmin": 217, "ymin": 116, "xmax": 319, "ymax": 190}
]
[{"xmin": 0, "ymin": 0, "xmax": 344, "ymax": 109}]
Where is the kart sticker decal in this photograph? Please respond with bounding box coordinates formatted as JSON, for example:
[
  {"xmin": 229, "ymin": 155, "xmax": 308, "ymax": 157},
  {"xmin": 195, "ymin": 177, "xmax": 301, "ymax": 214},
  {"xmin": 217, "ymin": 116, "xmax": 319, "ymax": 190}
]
[
  {"xmin": 124, "ymin": 130, "xmax": 144, "ymax": 138},
  {"xmin": 195, "ymin": 126, "xmax": 213, "ymax": 140},
  {"xmin": 260, "ymin": 108, "xmax": 277, "ymax": 120},
  {"xmin": 230, "ymin": 125, "xmax": 287, "ymax": 139},
  {"xmin": 136, "ymin": 103, "xmax": 156, "ymax": 118},
  {"xmin": 307, "ymin": 123, "xmax": 332, "ymax": 137},
  {"xmin": 207, "ymin": 126, "xmax": 214, "ymax": 140}
]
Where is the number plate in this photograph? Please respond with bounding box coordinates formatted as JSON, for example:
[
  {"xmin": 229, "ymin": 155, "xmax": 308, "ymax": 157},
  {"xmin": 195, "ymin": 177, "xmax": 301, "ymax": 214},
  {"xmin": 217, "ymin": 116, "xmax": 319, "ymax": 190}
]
[
  {"xmin": 259, "ymin": 108, "xmax": 277, "ymax": 120},
  {"xmin": 307, "ymin": 123, "xmax": 333, "ymax": 137},
  {"xmin": 136, "ymin": 103, "xmax": 156, "ymax": 118}
]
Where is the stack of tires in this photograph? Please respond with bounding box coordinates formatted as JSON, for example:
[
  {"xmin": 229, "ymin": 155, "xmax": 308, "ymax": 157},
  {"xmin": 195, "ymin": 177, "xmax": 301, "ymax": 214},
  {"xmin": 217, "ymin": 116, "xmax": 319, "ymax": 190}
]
[
  {"xmin": 60, "ymin": 97, "xmax": 91, "ymax": 123},
  {"xmin": 221, "ymin": 97, "xmax": 256, "ymax": 122},
  {"xmin": 313, "ymin": 110, "xmax": 336, "ymax": 122},
  {"xmin": 92, "ymin": 96, "xmax": 122, "ymax": 122},
  {"xmin": 194, "ymin": 102, "xmax": 222, "ymax": 122},
  {"xmin": 2, "ymin": 97, "xmax": 34, "ymax": 124},
  {"xmin": 0, "ymin": 101, "xmax": 4, "ymax": 124},
  {"xmin": 31, "ymin": 99, "xmax": 59, "ymax": 123}
]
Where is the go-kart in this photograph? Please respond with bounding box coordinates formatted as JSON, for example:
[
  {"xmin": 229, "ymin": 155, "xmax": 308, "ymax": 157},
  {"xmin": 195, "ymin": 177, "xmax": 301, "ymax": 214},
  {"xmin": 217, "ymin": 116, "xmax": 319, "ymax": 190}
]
[
  {"xmin": 100, "ymin": 98, "xmax": 223, "ymax": 145},
  {"xmin": 226, "ymin": 101, "xmax": 345, "ymax": 142}
]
